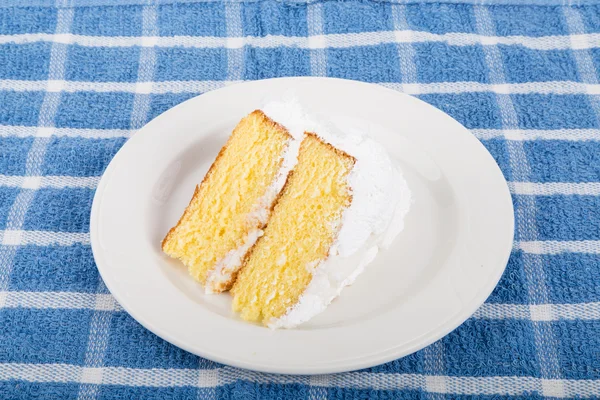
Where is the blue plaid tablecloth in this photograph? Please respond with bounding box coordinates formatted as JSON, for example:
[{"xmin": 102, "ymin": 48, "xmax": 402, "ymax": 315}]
[{"xmin": 1, "ymin": 0, "xmax": 600, "ymax": 398}]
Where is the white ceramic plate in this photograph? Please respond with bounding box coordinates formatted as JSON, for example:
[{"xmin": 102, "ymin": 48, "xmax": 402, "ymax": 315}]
[{"xmin": 91, "ymin": 77, "xmax": 514, "ymax": 375}]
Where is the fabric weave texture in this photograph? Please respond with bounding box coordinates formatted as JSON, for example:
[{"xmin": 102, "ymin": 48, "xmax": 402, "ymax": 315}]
[{"xmin": 1, "ymin": 1, "xmax": 600, "ymax": 399}]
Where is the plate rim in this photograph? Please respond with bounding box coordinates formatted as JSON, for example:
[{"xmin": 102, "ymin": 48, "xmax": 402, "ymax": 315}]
[{"xmin": 90, "ymin": 77, "xmax": 515, "ymax": 375}]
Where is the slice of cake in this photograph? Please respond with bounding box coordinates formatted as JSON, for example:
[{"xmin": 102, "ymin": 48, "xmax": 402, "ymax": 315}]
[
  {"xmin": 231, "ymin": 101, "xmax": 411, "ymax": 328},
  {"xmin": 162, "ymin": 110, "xmax": 301, "ymax": 293}
]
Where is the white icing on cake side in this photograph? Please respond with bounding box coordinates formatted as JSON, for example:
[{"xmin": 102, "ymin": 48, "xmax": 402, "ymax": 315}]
[
  {"xmin": 205, "ymin": 228, "xmax": 263, "ymax": 294},
  {"xmin": 204, "ymin": 112, "xmax": 303, "ymax": 293},
  {"xmin": 260, "ymin": 99, "xmax": 412, "ymax": 329}
]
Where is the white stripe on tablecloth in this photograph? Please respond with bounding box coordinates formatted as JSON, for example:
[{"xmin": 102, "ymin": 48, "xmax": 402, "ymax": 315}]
[
  {"xmin": 514, "ymin": 240, "xmax": 600, "ymax": 254},
  {"xmin": 508, "ymin": 182, "xmax": 600, "ymax": 196},
  {"xmin": 129, "ymin": 5, "xmax": 158, "ymax": 130},
  {"xmin": 196, "ymin": 359, "xmax": 219, "ymax": 400},
  {"xmin": 0, "ymin": 125, "xmax": 132, "ymax": 138},
  {"xmin": 0, "ymin": 79, "xmax": 237, "ymax": 93},
  {"xmin": 474, "ymin": 5, "xmax": 563, "ymax": 389},
  {"xmin": 307, "ymin": 3, "xmax": 326, "ymax": 77},
  {"xmin": 309, "ymin": 375, "xmax": 330, "ymax": 400},
  {"xmin": 474, "ymin": 302, "xmax": 600, "ymax": 321},
  {"xmin": 0, "ymin": 175, "xmax": 100, "ymax": 189},
  {"xmin": 423, "ymin": 340, "xmax": 447, "ymax": 400},
  {"xmin": 392, "ymin": 5, "xmax": 418, "ymax": 92},
  {"xmin": 3, "ymin": 125, "xmax": 599, "ymax": 141},
  {"xmin": 0, "ymin": 230, "xmax": 90, "ymax": 246},
  {"xmin": 379, "ymin": 81, "xmax": 600, "ymax": 95},
  {"xmin": 2, "ymin": 291, "xmax": 600, "ymax": 322},
  {"xmin": 225, "ymin": 2, "xmax": 244, "ymax": 83},
  {"xmin": 1, "ymin": 364, "xmax": 599, "ymax": 397},
  {"xmin": 2, "ymin": 79, "xmax": 599, "ymax": 95},
  {"xmin": 0, "ymin": 291, "xmax": 120, "ymax": 311},
  {"xmin": 3, "ymin": 30, "xmax": 600, "ymax": 51},
  {"xmin": 76, "ymin": 281, "xmax": 114, "ymax": 400},
  {"xmin": 471, "ymin": 128, "xmax": 600, "ymax": 141}
]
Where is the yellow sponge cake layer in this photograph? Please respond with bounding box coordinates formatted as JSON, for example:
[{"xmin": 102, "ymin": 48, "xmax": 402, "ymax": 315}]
[
  {"xmin": 162, "ymin": 110, "xmax": 292, "ymax": 293},
  {"xmin": 231, "ymin": 134, "xmax": 355, "ymax": 324}
]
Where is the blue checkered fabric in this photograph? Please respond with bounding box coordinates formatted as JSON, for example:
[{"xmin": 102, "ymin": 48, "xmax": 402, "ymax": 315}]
[{"xmin": 1, "ymin": 0, "xmax": 600, "ymax": 399}]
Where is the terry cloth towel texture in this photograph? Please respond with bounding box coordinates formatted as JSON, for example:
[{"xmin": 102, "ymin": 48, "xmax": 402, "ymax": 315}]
[{"xmin": 1, "ymin": 0, "xmax": 600, "ymax": 399}]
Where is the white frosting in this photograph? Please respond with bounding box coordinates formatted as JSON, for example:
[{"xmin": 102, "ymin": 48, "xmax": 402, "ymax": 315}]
[
  {"xmin": 204, "ymin": 108, "xmax": 303, "ymax": 293},
  {"xmin": 259, "ymin": 99, "xmax": 412, "ymax": 329},
  {"xmin": 205, "ymin": 229, "xmax": 263, "ymax": 294}
]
